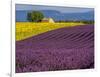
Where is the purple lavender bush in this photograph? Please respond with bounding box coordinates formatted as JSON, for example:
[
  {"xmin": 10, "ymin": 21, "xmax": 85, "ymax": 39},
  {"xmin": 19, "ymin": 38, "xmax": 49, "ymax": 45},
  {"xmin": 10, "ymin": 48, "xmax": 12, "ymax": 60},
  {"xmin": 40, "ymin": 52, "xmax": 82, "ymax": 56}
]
[{"xmin": 16, "ymin": 25, "xmax": 94, "ymax": 73}]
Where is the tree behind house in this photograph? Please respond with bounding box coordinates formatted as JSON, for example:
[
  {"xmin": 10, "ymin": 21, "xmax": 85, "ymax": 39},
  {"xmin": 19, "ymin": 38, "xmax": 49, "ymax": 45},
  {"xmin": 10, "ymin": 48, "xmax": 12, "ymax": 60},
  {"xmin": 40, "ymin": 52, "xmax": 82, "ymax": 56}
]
[{"xmin": 27, "ymin": 11, "xmax": 44, "ymax": 22}]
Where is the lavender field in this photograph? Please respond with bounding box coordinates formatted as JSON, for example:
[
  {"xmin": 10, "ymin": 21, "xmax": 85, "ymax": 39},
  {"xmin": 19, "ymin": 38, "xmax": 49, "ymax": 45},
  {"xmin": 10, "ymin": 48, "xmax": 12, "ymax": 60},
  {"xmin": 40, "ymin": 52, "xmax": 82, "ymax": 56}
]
[{"xmin": 16, "ymin": 25, "xmax": 94, "ymax": 73}]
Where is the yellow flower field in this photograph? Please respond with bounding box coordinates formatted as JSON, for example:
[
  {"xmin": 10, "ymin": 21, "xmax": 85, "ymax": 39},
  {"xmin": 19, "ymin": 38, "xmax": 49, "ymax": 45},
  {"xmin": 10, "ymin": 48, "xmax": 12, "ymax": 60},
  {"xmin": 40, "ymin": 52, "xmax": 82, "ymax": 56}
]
[{"xmin": 16, "ymin": 22, "xmax": 84, "ymax": 41}]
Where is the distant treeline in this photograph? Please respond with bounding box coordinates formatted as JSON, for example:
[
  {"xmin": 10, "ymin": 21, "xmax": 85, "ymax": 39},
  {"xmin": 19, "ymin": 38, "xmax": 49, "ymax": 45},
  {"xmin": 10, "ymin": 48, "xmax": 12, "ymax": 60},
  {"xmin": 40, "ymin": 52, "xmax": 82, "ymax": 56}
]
[{"xmin": 55, "ymin": 20, "xmax": 94, "ymax": 24}]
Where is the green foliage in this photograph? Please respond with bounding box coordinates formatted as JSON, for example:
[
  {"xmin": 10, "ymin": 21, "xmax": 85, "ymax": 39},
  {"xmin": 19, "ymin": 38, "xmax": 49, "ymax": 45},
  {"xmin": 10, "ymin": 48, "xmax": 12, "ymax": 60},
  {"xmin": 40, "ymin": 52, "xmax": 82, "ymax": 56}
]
[
  {"xmin": 56, "ymin": 20, "xmax": 94, "ymax": 24},
  {"xmin": 27, "ymin": 11, "xmax": 44, "ymax": 22},
  {"xmin": 81, "ymin": 21, "xmax": 94, "ymax": 24}
]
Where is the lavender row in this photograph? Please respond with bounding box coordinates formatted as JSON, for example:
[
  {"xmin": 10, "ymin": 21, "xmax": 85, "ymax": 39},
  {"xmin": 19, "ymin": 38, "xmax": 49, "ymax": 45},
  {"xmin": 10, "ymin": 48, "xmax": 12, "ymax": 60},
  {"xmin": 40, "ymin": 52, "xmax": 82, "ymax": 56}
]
[{"xmin": 16, "ymin": 25, "xmax": 94, "ymax": 73}]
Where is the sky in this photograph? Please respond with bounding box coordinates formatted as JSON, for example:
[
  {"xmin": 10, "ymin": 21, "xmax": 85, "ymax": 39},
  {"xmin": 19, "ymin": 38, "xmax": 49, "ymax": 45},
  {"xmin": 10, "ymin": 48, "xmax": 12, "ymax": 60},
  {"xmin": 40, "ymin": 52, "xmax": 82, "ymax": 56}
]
[{"xmin": 16, "ymin": 4, "xmax": 94, "ymax": 13}]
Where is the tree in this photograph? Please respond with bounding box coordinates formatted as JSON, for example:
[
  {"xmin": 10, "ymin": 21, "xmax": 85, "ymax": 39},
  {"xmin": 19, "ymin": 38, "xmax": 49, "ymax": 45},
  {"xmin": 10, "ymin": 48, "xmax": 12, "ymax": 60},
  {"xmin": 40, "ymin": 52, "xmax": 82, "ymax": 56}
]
[{"xmin": 27, "ymin": 11, "xmax": 44, "ymax": 22}]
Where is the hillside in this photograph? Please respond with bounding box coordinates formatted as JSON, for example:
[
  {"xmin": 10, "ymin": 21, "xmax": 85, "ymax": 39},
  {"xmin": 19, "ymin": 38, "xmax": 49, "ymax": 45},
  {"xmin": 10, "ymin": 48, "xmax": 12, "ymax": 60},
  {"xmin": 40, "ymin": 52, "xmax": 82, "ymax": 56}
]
[
  {"xmin": 16, "ymin": 10, "xmax": 94, "ymax": 22},
  {"xmin": 16, "ymin": 25, "xmax": 94, "ymax": 73}
]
